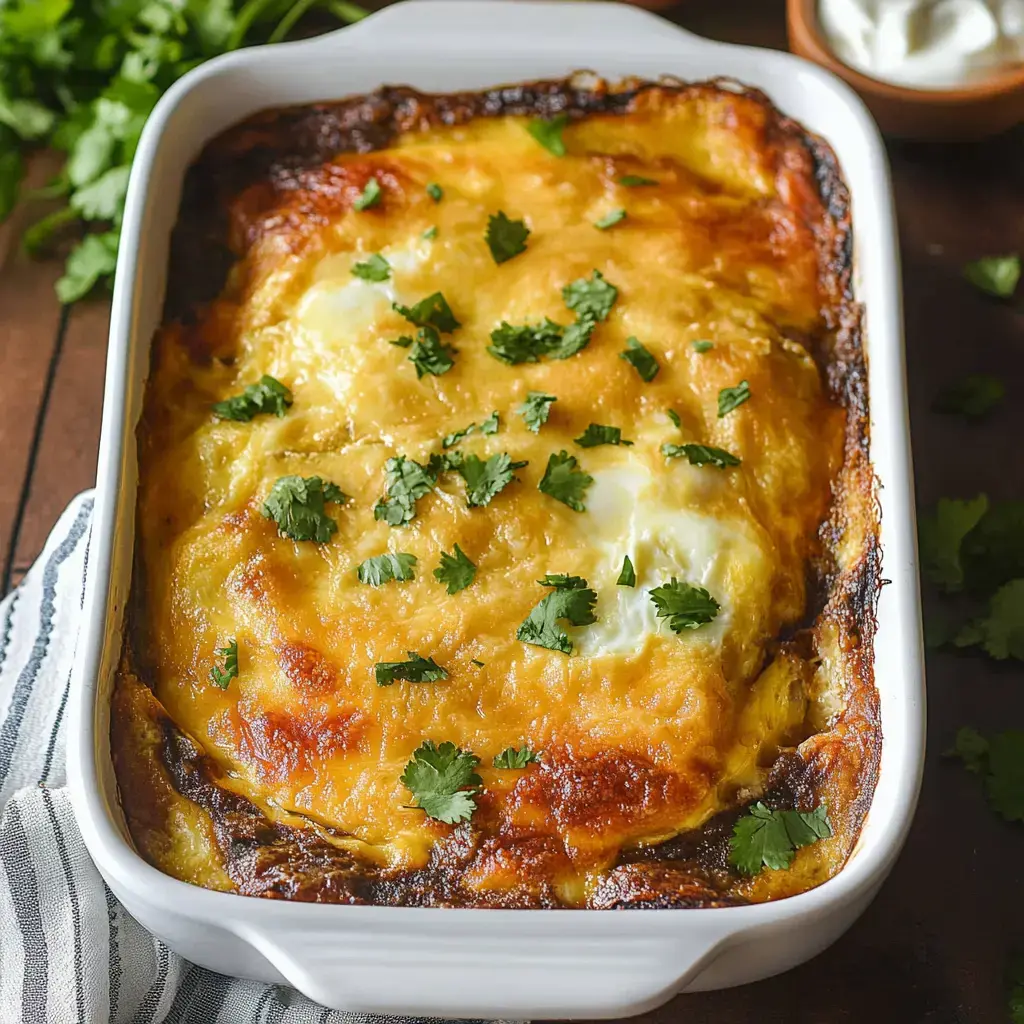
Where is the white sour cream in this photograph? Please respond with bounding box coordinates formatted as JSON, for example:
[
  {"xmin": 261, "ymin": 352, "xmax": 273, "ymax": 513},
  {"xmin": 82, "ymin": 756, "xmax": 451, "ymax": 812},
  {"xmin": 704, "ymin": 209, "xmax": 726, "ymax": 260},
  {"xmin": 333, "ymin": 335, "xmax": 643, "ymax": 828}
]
[{"xmin": 819, "ymin": 0, "xmax": 1024, "ymax": 89}]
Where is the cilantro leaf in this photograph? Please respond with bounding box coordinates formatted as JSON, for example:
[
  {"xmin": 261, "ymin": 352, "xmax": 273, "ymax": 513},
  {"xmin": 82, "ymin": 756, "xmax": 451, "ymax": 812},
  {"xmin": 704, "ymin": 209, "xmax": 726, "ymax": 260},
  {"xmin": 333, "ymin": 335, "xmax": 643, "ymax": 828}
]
[
  {"xmin": 456, "ymin": 452, "xmax": 526, "ymax": 507},
  {"xmin": 422, "ymin": 225, "xmax": 438, "ymax": 240},
  {"xmin": 376, "ymin": 653, "xmax": 448, "ymax": 687},
  {"xmin": 56, "ymin": 231, "xmax": 118, "ymax": 304},
  {"xmin": 918, "ymin": 494, "xmax": 989, "ymax": 592},
  {"xmin": 443, "ymin": 412, "xmax": 499, "ymax": 448},
  {"xmin": 692, "ymin": 340, "xmax": 713, "ymax": 353},
  {"xmin": 357, "ymin": 552, "xmax": 417, "ymax": 586},
  {"xmin": 493, "ymin": 746, "xmax": 541, "ymax": 769},
  {"xmin": 718, "ymin": 380, "xmax": 751, "ymax": 417},
  {"xmin": 394, "ymin": 292, "xmax": 461, "ymax": 333},
  {"xmin": 649, "ymin": 577, "xmax": 720, "ymax": 632},
  {"xmin": 433, "ymin": 544, "xmax": 476, "ymax": 594},
  {"xmin": 538, "ymin": 450, "xmax": 593, "ymax": 512},
  {"xmin": 667, "ymin": 409, "xmax": 682, "ymax": 428},
  {"xmin": 964, "ymin": 254, "xmax": 1020, "ymax": 299},
  {"xmin": 933, "ymin": 374, "xmax": 1004, "ymax": 419},
  {"xmin": 662, "ymin": 442, "xmax": 741, "ymax": 469},
  {"xmin": 574, "ymin": 423, "xmax": 633, "ymax": 448},
  {"xmin": 617, "ymin": 555, "xmax": 636, "ymax": 587},
  {"xmin": 520, "ymin": 391, "xmax": 556, "ymax": 433},
  {"xmin": 619, "ymin": 174, "xmax": 657, "ymax": 187},
  {"xmin": 0, "ymin": 91, "xmax": 55, "ymax": 140},
  {"xmin": 961, "ymin": 500, "xmax": 1024, "ymax": 593},
  {"xmin": 729, "ymin": 802, "xmax": 832, "ymax": 876},
  {"xmin": 516, "ymin": 578, "xmax": 598, "ymax": 654},
  {"xmin": 353, "ymin": 177, "xmax": 381, "ymax": 211},
  {"xmin": 261, "ymin": 475, "xmax": 348, "ymax": 542},
  {"xmin": 401, "ymin": 740, "xmax": 481, "ymax": 823},
  {"xmin": 562, "ymin": 270, "xmax": 617, "ymax": 323},
  {"xmin": 426, "ymin": 182, "xmax": 443, "ymax": 202},
  {"xmin": 488, "ymin": 319, "xmax": 564, "ymax": 364},
  {"xmin": 373, "ymin": 456, "xmax": 437, "ymax": 526},
  {"xmin": 526, "ymin": 113, "xmax": 567, "ymax": 157},
  {"xmin": 210, "ymin": 639, "xmax": 238, "ymax": 689},
  {"xmin": 955, "ymin": 579, "xmax": 1024, "ymax": 660},
  {"xmin": 619, "ymin": 337, "xmax": 659, "ymax": 381},
  {"xmin": 69, "ymin": 164, "xmax": 130, "ymax": 221},
  {"xmin": 486, "ymin": 211, "xmax": 530, "ymax": 264},
  {"xmin": 408, "ymin": 326, "xmax": 455, "ymax": 378},
  {"xmin": 950, "ymin": 726, "xmax": 1024, "ymax": 822},
  {"xmin": 212, "ymin": 375, "xmax": 292, "ymax": 421},
  {"xmin": 594, "ymin": 208, "xmax": 626, "ymax": 230},
  {"xmin": 537, "ymin": 574, "xmax": 589, "ymax": 590},
  {"xmin": 351, "ymin": 253, "xmax": 390, "ymax": 282},
  {"xmin": 547, "ymin": 317, "xmax": 596, "ymax": 360}
]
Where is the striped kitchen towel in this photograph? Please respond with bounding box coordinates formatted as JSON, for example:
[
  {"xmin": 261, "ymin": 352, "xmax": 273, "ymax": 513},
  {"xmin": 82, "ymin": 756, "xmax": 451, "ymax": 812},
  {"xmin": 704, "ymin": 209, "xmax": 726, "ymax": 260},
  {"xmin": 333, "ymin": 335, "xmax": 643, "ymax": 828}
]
[{"xmin": 0, "ymin": 493, "xmax": 513, "ymax": 1024}]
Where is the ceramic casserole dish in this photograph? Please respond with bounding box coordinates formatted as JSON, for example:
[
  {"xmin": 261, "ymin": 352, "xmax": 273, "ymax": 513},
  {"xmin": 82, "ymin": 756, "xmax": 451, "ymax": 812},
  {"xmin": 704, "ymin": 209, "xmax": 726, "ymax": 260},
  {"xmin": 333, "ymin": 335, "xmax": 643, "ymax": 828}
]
[{"xmin": 68, "ymin": 2, "xmax": 925, "ymax": 1018}]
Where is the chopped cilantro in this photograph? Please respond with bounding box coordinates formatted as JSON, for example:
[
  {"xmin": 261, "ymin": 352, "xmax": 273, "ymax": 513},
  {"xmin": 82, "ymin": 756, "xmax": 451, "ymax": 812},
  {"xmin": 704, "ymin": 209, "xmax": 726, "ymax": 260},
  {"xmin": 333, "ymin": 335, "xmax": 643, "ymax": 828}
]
[
  {"xmin": 471, "ymin": 659, "xmax": 485, "ymax": 667},
  {"xmin": 955, "ymin": 579, "xmax": 1024, "ymax": 660},
  {"xmin": 422, "ymin": 225, "xmax": 438, "ymax": 240},
  {"xmin": 918, "ymin": 494, "xmax": 989, "ymax": 592},
  {"xmin": 562, "ymin": 270, "xmax": 617, "ymax": 323},
  {"xmin": 692, "ymin": 340, "xmax": 713, "ymax": 353},
  {"xmin": 373, "ymin": 456, "xmax": 437, "ymax": 526},
  {"xmin": 618, "ymin": 174, "xmax": 657, "ymax": 187},
  {"xmin": 649, "ymin": 577, "xmax": 720, "ymax": 632},
  {"xmin": 426, "ymin": 182, "xmax": 443, "ymax": 202},
  {"xmin": 375, "ymin": 653, "xmax": 448, "ymax": 687},
  {"xmin": 433, "ymin": 544, "xmax": 476, "ymax": 594},
  {"xmin": 617, "ymin": 555, "xmax": 636, "ymax": 587},
  {"xmin": 400, "ymin": 740, "xmax": 481, "ymax": 823},
  {"xmin": 351, "ymin": 253, "xmax": 390, "ymax": 281},
  {"xmin": 478, "ymin": 410, "xmax": 500, "ymax": 435},
  {"xmin": 519, "ymin": 391, "xmax": 557, "ymax": 433},
  {"xmin": 594, "ymin": 208, "xmax": 626, "ymax": 230},
  {"xmin": 261, "ymin": 476, "xmax": 348, "ymax": 543},
  {"xmin": 729, "ymin": 802, "xmax": 832, "ymax": 876},
  {"xmin": 526, "ymin": 113, "xmax": 568, "ymax": 157},
  {"xmin": 964, "ymin": 254, "xmax": 1020, "ymax": 299},
  {"xmin": 662, "ymin": 442, "xmax": 741, "ymax": 469},
  {"xmin": 538, "ymin": 450, "xmax": 593, "ymax": 512},
  {"xmin": 488, "ymin": 319, "xmax": 564, "ymax": 365},
  {"xmin": 456, "ymin": 452, "xmax": 527, "ymax": 507},
  {"xmin": 442, "ymin": 411, "xmax": 499, "ymax": 449},
  {"xmin": 212, "ymin": 375, "xmax": 292, "ymax": 422},
  {"xmin": 516, "ymin": 576, "xmax": 598, "ymax": 654},
  {"xmin": 619, "ymin": 337, "xmax": 659, "ymax": 382},
  {"xmin": 493, "ymin": 746, "xmax": 541, "ymax": 769},
  {"xmin": 408, "ymin": 326, "xmax": 455, "ymax": 378},
  {"xmin": 210, "ymin": 639, "xmax": 238, "ymax": 689},
  {"xmin": 537, "ymin": 574, "xmax": 589, "ymax": 589},
  {"xmin": 357, "ymin": 552, "xmax": 417, "ymax": 586},
  {"xmin": 666, "ymin": 409, "xmax": 682, "ymax": 428},
  {"xmin": 574, "ymin": 423, "xmax": 633, "ymax": 448},
  {"xmin": 718, "ymin": 380, "xmax": 751, "ymax": 417},
  {"xmin": 390, "ymin": 335, "xmax": 414, "ymax": 348},
  {"xmin": 353, "ymin": 177, "xmax": 381, "ymax": 211},
  {"xmin": 486, "ymin": 211, "xmax": 530, "ymax": 264},
  {"xmin": 394, "ymin": 292, "xmax": 461, "ymax": 333},
  {"xmin": 949, "ymin": 726, "xmax": 1024, "ymax": 822},
  {"xmin": 933, "ymin": 374, "xmax": 1005, "ymax": 419}
]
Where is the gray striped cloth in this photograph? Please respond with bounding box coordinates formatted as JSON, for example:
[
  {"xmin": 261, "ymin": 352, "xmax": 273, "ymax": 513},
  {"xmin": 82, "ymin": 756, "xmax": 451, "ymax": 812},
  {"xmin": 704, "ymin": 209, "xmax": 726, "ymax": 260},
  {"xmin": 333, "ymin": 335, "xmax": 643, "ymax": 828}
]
[{"xmin": 0, "ymin": 493, "xmax": 510, "ymax": 1024}]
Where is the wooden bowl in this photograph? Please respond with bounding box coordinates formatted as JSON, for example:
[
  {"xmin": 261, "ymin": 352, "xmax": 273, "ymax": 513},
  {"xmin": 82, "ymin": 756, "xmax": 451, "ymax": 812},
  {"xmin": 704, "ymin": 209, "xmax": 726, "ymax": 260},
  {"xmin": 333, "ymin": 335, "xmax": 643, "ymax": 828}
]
[{"xmin": 787, "ymin": 0, "xmax": 1024, "ymax": 140}]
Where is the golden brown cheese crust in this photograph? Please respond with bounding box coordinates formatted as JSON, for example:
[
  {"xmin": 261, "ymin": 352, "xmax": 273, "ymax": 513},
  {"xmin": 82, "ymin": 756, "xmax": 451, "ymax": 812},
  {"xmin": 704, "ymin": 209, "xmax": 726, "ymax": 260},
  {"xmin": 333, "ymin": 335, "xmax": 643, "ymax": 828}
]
[{"xmin": 112, "ymin": 76, "xmax": 881, "ymax": 908}]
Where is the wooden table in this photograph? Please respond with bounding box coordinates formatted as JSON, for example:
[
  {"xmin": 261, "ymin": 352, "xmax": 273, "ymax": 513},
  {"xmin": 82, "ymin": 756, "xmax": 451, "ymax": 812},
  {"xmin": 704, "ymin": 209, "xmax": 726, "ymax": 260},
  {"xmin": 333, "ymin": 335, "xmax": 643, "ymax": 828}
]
[{"xmin": 1, "ymin": 1, "xmax": 1021, "ymax": 1019}]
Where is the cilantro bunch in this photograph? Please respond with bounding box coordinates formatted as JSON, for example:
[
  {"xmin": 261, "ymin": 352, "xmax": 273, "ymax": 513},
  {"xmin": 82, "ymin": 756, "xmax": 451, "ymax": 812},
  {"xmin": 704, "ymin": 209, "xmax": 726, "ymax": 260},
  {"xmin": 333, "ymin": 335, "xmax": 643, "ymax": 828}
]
[{"xmin": 0, "ymin": 0, "xmax": 367, "ymax": 302}]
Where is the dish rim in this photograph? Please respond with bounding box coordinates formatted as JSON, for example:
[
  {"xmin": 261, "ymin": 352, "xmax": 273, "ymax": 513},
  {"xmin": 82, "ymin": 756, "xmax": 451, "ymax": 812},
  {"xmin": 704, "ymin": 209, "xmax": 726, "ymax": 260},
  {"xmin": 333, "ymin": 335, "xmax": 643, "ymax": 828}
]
[{"xmin": 66, "ymin": 0, "xmax": 925, "ymax": 1012}]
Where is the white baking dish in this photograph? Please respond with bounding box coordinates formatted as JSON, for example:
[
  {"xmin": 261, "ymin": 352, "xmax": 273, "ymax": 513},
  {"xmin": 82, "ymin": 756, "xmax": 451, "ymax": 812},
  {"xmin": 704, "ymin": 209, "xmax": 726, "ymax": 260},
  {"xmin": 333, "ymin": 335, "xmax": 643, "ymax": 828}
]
[{"xmin": 68, "ymin": 2, "xmax": 925, "ymax": 1018}]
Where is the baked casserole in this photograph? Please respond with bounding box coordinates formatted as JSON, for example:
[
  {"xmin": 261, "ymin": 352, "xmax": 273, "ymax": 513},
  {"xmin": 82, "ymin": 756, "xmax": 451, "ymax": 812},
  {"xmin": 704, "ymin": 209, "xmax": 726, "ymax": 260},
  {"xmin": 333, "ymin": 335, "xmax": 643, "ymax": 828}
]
[{"xmin": 111, "ymin": 76, "xmax": 881, "ymax": 909}]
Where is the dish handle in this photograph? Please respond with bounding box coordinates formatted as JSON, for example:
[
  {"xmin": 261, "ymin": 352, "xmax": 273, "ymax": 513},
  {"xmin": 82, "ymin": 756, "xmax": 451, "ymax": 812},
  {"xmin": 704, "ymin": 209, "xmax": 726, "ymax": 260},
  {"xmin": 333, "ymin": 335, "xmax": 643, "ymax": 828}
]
[{"xmin": 234, "ymin": 918, "xmax": 730, "ymax": 1017}]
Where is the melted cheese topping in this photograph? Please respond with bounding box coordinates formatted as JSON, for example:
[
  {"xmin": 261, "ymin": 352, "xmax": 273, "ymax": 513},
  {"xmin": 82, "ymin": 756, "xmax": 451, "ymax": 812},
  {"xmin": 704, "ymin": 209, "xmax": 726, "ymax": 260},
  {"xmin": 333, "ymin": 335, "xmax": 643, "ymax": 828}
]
[{"xmin": 128, "ymin": 88, "xmax": 848, "ymax": 902}]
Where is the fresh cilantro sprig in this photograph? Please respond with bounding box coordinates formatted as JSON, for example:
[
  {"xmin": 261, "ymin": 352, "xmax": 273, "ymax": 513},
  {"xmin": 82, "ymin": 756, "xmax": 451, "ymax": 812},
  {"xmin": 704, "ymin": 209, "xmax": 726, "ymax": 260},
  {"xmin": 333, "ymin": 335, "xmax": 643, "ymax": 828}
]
[
  {"xmin": 456, "ymin": 452, "xmax": 527, "ymax": 507},
  {"xmin": 0, "ymin": 0, "xmax": 367, "ymax": 302},
  {"xmin": 918, "ymin": 494, "xmax": 990, "ymax": 592},
  {"xmin": 519, "ymin": 391, "xmax": 557, "ymax": 433},
  {"xmin": 373, "ymin": 456, "xmax": 437, "ymax": 526},
  {"xmin": 434, "ymin": 544, "xmax": 476, "ymax": 594},
  {"xmin": 357, "ymin": 552, "xmax": 417, "ymax": 586},
  {"xmin": 949, "ymin": 726, "xmax": 1024, "ymax": 822},
  {"xmin": 262, "ymin": 475, "xmax": 348, "ymax": 543},
  {"xmin": 538, "ymin": 450, "xmax": 593, "ymax": 512},
  {"xmin": 486, "ymin": 211, "xmax": 529, "ymax": 264},
  {"xmin": 493, "ymin": 746, "xmax": 541, "ymax": 769},
  {"xmin": 375, "ymin": 653, "xmax": 448, "ymax": 687},
  {"xmin": 516, "ymin": 575, "xmax": 598, "ymax": 654},
  {"xmin": 401, "ymin": 740, "xmax": 482, "ymax": 823},
  {"xmin": 955, "ymin": 579, "xmax": 1024, "ymax": 660},
  {"xmin": 212, "ymin": 375, "xmax": 292, "ymax": 422},
  {"xmin": 210, "ymin": 639, "xmax": 238, "ymax": 689},
  {"xmin": 649, "ymin": 578, "xmax": 720, "ymax": 632},
  {"xmin": 729, "ymin": 802, "xmax": 832, "ymax": 876}
]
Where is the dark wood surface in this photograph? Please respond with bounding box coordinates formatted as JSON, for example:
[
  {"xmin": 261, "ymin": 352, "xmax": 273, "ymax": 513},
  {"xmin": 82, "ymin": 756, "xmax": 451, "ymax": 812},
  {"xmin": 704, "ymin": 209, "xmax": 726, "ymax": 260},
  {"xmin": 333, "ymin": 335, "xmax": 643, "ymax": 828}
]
[{"xmin": 1, "ymin": 1, "xmax": 1021, "ymax": 1019}]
